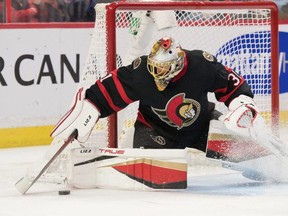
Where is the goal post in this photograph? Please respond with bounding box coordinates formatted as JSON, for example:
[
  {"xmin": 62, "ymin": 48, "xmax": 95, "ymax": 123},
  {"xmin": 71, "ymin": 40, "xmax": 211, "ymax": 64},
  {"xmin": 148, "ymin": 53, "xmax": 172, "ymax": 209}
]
[{"xmin": 92, "ymin": 1, "xmax": 279, "ymax": 148}]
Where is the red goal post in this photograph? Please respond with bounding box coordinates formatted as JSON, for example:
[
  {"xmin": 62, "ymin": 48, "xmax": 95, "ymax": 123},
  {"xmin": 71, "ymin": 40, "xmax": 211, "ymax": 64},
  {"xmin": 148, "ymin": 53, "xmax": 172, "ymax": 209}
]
[{"xmin": 83, "ymin": 1, "xmax": 279, "ymax": 149}]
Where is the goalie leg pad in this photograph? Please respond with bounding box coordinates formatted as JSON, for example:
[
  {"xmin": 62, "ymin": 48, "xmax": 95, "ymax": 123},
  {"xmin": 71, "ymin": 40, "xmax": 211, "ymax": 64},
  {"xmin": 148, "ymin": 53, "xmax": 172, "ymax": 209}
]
[
  {"xmin": 69, "ymin": 147, "xmax": 188, "ymax": 190},
  {"xmin": 70, "ymin": 147, "xmax": 99, "ymax": 189}
]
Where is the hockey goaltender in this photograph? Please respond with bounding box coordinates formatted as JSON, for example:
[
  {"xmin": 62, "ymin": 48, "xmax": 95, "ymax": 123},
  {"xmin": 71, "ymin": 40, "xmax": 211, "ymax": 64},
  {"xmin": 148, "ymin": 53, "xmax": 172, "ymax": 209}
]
[
  {"xmin": 49, "ymin": 36, "xmax": 287, "ymax": 189},
  {"xmin": 51, "ymin": 36, "xmax": 256, "ymax": 150}
]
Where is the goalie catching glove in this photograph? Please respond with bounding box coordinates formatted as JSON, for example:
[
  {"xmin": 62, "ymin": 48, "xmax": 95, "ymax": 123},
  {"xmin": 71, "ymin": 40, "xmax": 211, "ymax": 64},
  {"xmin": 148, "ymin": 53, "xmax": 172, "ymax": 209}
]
[
  {"xmin": 50, "ymin": 88, "xmax": 100, "ymax": 143},
  {"xmin": 222, "ymin": 95, "xmax": 259, "ymax": 138}
]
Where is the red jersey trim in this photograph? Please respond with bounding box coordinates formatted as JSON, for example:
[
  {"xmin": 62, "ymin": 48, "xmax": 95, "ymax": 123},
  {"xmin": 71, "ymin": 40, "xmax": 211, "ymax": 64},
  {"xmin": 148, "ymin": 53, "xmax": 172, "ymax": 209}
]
[
  {"xmin": 218, "ymin": 79, "xmax": 245, "ymax": 103},
  {"xmin": 137, "ymin": 111, "xmax": 152, "ymax": 128},
  {"xmin": 96, "ymin": 80, "xmax": 121, "ymax": 112},
  {"xmin": 216, "ymin": 66, "xmax": 245, "ymax": 104},
  {"xmin": 214, "ymin": 87, "xmax": 227, "ymax": 93},
  {"xmin": 111, "ymin": 69, "xmax": 134, "ymax": 104}
]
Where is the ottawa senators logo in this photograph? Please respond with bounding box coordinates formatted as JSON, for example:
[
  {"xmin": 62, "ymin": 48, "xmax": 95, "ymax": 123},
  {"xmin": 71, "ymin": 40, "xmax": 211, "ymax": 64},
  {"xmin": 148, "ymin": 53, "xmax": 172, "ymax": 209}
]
[{"xmin": 152, "ymin": 93, "xmax": 200, "ymax": 130}]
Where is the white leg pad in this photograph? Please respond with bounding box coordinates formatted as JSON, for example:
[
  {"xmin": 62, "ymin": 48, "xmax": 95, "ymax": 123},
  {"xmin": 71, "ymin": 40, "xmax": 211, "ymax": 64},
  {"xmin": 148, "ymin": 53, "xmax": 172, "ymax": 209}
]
[
  {"xmin": 69, "ymin": 147, "xmax": 188, "ymax": 190},
  {"xmin": 70, "ymin": 147, "xmax": 100, "ymax": 188}
]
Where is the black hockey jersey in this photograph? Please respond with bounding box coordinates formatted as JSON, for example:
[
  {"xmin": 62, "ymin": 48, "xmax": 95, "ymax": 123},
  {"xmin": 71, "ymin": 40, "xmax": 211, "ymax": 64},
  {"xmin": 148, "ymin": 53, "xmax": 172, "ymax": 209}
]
[{"xmin": 86, "ymin": 50, "xmax": 253, "ymax": 142}]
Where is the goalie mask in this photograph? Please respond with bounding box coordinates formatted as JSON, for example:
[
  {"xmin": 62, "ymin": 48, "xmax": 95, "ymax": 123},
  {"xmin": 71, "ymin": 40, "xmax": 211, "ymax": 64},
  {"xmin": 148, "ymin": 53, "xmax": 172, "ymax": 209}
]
[{"xmin": 147, "ymin": 37, "xmax": 185, "ymax": 91}]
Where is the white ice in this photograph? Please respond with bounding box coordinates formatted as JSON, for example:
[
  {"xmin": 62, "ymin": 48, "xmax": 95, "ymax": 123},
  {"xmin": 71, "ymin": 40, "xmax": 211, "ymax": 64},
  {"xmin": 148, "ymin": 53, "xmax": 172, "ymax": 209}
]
[{"xmin": 1, "ymin": 128, "xmax": 288, "ymax": 216}]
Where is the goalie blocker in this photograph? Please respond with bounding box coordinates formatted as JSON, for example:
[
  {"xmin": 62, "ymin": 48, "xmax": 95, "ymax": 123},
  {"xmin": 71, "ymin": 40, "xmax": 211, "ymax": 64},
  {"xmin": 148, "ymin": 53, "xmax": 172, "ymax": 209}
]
[{"xmin": 50, "ymin": 87, "xmax": 100, "ymax": 143}]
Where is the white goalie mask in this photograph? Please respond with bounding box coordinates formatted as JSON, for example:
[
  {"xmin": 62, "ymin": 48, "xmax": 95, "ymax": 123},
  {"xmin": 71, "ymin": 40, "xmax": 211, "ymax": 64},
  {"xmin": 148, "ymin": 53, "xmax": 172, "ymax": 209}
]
[{"xmin": 147, "ymin": 37, "xmax": 185, "ymax": 91}]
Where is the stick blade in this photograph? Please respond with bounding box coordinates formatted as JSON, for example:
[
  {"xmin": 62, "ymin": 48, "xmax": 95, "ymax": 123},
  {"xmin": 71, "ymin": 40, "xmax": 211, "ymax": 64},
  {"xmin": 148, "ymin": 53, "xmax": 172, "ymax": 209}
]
[
  {"xmin": 15, "ymin": 177, "xmax": 32, "ymax": 194},
  {"xmin": 15, "ymin": 129, "xmax": 78, "ymax": 194}
]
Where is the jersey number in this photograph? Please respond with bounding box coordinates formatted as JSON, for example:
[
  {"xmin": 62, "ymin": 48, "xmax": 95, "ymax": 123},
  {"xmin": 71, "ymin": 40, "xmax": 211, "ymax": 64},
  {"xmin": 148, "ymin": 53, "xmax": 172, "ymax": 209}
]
[{"xmin": 228, "ymin": 71, "xmax": 241, "ymax": 86}]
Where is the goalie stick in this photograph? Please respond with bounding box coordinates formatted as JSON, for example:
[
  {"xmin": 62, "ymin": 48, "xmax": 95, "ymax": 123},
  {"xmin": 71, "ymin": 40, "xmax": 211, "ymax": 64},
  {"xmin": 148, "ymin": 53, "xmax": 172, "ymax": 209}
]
[{"xmin": 15, "ymin": 129, "xmax": 78, "ymax": 194}]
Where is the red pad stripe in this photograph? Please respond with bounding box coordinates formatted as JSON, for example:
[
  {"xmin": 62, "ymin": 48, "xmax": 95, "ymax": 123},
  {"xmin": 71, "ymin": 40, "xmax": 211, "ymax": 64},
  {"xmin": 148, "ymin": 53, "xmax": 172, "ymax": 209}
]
[
  {"xmin": 207, "ymin": 139, "xmax": 270, "ymax": 161},
  {"xmin": 207, "ymin": 140, "xmax": 233, "ymax": 155},
  {"xmin": 113, "ymin": 162, "xmax": 187, "ymax": 185}
]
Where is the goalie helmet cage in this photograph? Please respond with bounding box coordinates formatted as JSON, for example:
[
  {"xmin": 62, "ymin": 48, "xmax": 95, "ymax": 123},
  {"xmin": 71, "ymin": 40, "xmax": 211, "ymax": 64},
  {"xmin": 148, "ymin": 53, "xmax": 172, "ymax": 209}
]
[{"xmin": 84, "ymin": 1, "xmax": 279, "ymax": 149}]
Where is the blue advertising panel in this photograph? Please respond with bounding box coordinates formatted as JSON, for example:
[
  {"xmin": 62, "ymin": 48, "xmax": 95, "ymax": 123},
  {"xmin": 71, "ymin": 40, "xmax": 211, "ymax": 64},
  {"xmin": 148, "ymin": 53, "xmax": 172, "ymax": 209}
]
[
  {"xmin": 215, "ymin": 31, "xmax": 271, "ymax": 95},
  {"xmin": 279, "ymin": 31, "xmax": 288, "ymax": 94}
]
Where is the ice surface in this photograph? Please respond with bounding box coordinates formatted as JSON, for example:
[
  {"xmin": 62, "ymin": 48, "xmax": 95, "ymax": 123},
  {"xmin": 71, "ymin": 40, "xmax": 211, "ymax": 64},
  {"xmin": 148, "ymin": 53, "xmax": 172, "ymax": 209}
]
[{"xmin": 1, "ymin": 128, "xmax": 288, "ymax": 216}]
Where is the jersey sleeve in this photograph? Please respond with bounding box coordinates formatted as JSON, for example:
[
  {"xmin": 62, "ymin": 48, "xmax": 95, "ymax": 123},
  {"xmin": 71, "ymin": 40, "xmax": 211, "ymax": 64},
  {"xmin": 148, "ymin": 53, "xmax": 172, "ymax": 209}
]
[
  {"xmin": 200, "ymin": 51, "xmax": 253, "ymax": 107},
  {"xmin": 85, "ymin": 65, "xmax": 139, "ymax": 118},
  {"xmin": 214, "ymin": 66, "xmax": 254, "ymax": 106}
]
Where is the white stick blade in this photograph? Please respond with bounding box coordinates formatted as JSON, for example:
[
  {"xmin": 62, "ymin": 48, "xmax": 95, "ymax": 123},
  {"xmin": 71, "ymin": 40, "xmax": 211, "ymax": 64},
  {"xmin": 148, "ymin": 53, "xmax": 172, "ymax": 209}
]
[{"xmin": 15, "ymin": 177, "xmax": 32, "ymax": 194}]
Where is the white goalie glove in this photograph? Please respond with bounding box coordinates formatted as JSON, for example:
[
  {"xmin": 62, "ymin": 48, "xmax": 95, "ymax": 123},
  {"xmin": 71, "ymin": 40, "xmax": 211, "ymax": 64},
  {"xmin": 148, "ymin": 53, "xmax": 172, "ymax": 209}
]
[
  {"xmin": 222, "ymin": 95, "xmax": 259, "ymax": 138},
  {"xmin": 50, "ymin": 87, "xmax": 100, "ymax": 143}
]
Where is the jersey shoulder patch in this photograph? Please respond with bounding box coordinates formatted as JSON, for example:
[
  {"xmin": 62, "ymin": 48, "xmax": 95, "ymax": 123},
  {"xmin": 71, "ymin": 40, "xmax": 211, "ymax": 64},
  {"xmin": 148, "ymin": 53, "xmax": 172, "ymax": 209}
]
[
  {"xmin": 202, "ymin": 51, "xmax": 214, "ymax": 62},
  {"xmin": 132, "ymin": 57, "xmax": 142, "ymax": 69}
]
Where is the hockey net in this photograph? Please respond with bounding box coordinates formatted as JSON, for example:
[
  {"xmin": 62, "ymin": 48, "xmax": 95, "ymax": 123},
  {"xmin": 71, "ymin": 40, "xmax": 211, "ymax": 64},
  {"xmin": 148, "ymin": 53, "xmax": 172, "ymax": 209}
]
[{"xmin": 41, "ymin": 1, "xmax": 279, "ymax": 183}]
